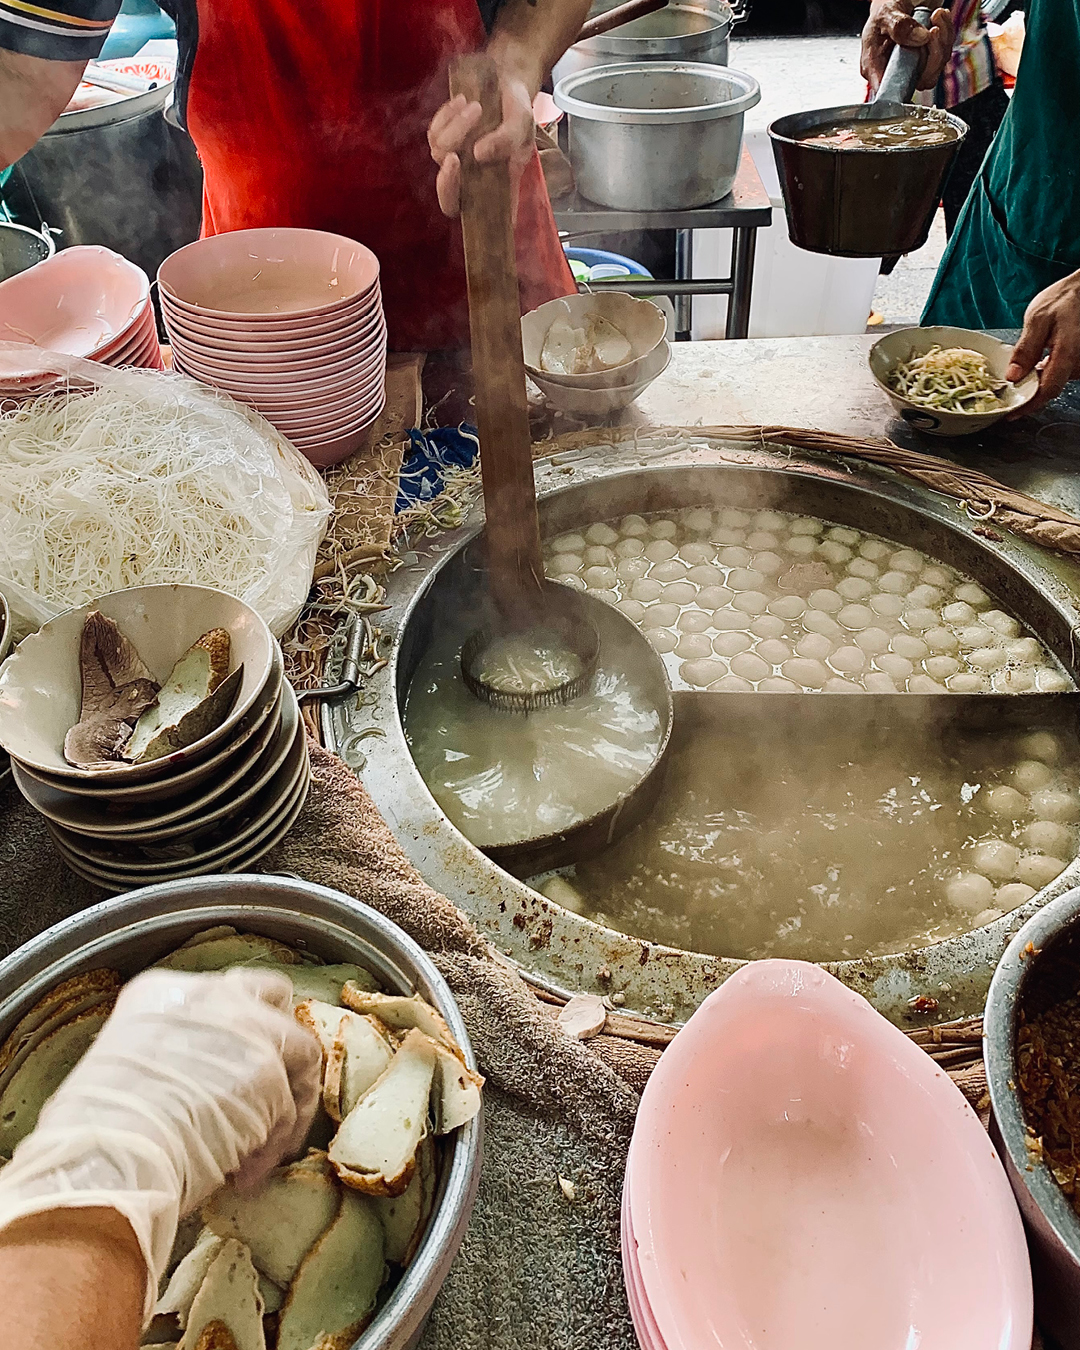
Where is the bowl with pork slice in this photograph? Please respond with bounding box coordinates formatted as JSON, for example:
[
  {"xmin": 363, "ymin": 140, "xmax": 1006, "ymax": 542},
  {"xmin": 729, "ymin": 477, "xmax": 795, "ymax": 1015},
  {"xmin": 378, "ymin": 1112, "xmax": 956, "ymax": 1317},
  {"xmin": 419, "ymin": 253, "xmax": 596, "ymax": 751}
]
[
  {"xmin": 0, "ymin": 873, "xmax": 483, "ymax": 1350},
  {"xmin": 0, "ymin": 584, "xmax": 277, "ymax": 784}
]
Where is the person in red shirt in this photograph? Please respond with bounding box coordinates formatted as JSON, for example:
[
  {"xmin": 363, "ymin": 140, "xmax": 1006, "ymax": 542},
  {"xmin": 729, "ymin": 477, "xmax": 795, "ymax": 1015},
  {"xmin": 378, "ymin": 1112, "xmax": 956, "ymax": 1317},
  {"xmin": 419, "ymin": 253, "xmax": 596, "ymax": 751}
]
[{"xmin": 0, "ymin": 0, "xmax": 585, "ymax": 351}]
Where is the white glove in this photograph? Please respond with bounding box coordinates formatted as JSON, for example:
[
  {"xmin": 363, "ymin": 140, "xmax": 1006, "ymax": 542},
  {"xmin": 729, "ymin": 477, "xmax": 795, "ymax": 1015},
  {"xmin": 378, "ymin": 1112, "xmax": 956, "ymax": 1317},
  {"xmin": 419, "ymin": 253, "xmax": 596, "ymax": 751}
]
[{"xmin": 0, "ymin": 968, "xmax": 320, "ymax": 1319}]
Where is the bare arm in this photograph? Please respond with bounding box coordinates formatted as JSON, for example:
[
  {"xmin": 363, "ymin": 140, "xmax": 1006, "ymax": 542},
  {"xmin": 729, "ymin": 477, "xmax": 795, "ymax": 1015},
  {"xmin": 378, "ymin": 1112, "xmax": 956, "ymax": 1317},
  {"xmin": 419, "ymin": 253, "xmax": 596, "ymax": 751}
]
[
  {"xmin": 1006, "ymin": 269, "xmax": 1080, "ymax": 414},
  {"xmin": 0, "ymin": 1208, "xmax": 144, "ymax": 1350},
  {"xmin": 0, "ymin": 49, "xmax": 86, "ymax": 169},
  {"xmin": 860, "ymin": 0, "xmax": 954, "ymax": 92},
  {"xmin": 428, "ymin": 0, "xmax": 592, "ymax": 215}
]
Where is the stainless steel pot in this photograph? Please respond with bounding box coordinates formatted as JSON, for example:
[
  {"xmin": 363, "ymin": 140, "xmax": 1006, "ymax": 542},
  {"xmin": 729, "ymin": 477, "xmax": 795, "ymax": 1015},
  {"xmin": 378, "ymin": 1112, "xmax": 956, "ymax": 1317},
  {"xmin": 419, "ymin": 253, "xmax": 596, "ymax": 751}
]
[
  {"xmin": 553, "ymin": 62, "xmax": 759, "ymax": 210},
  {"xmin": 0, "ymin": 873, "xmax": 482, "ymax": 1350},
  {"xmin": 553, "ymin": 0, "xmax": 734, "ymax": 83},
  {"xmin": 0, "ymin": 222, "xmax": 55, "ymax": 282},
  {"xmin": 985, "ymin": 885, "xmax": 1080, "ymax": 1350},
  {"xmin": 4, "ymin": 84, "xmax": 202, "ymax": 281}
]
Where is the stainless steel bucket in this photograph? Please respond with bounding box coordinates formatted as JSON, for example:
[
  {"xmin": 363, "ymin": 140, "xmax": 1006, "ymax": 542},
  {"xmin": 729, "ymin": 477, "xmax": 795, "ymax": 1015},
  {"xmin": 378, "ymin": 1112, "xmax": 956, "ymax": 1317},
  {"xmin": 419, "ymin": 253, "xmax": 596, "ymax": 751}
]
[
  {"xmin": 553, "ymin": 0, "xmax": 734, "ymax": 83},
  {"xmin": 4, "ymin": 84, "xmax": 202, "ymax": 282},
  {"xmin": 0, "ymin": 873, "xmax": 482, "ymax": 1350},
  {"xmin": 985, "ymin": 885, "xmax": 1080, "ymax": 1350},
  {"xmin": 553, "ymin": 62, "xmax": 760, "ymax": 210},
  {"xmin": 0, "ymin": 221, "xmax": 54, "ymax": 282}
]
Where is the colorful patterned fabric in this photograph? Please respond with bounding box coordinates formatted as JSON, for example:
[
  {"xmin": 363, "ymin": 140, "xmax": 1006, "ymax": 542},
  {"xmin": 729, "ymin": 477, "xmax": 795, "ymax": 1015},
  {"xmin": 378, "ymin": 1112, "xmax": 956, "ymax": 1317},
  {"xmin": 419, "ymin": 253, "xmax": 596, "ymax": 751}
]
[
  {"xmin": 0, "ymin": 0, "xmax": 119, "ymax": 60},
  {"xmin": 913, "ymin": 0, "xmax": 996, "ymax": 109}
]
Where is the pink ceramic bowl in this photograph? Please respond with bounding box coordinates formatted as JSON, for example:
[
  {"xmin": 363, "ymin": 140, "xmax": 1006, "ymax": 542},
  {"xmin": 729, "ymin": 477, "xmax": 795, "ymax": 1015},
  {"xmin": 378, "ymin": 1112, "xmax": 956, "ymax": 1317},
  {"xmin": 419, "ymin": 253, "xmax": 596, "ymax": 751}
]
[
  {"xmin": 274, "ymin": 389, "xmax": 386, "ymax": 438},
  {"xmin": 166, "ymin": 315, "xmax": 386, "ymax": 369},
  {"xmin": 90, "ymin": 300, "xmax": 155, "ymax": 361},
  {"xmin": 170, "ymin": 366, "xmax": 382, "ymax": 417},
  {"xmin": 627, "ymin": 960, "xmax": 1032, "ymax": 1350},
  {"xmin": 157, "ymin": 228, "xmax": 380, "ymax": 321},
  {"xmin": 290, "ymin": 406, "xmax": 385, "ymax": 467},
  {"xmin": 158, "ymin": 285, "xmax": 381, "ymax": 342},
  {"xmin": 158, "ymin": 295, "xmax": 381, "ymax": 348},
  {"xmin": 0, "ymin": 245, "xmax": 149, "ymax": 356},
  {"xmin": 170, "ymin": 323, "xmax": 386, "ymax": 383},
  {"xmin": 162, "ymin": 312, "xmax": 384, "ymax": 367},
  {"xmin": 99, "ymin": 316, "xmax": 158, "ymax": 367},
  {"xmin": 178, "ymin": 362, "xmax": 383, "ymax": 406}
]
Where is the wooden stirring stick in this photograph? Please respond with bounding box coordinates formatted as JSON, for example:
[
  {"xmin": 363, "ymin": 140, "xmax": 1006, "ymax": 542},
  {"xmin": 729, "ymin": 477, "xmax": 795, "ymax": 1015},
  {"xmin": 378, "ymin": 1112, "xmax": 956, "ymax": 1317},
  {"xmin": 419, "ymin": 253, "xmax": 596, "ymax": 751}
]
[{"xmin": 449, "ymin": 53, "xmax": 545, "ymax": 621}]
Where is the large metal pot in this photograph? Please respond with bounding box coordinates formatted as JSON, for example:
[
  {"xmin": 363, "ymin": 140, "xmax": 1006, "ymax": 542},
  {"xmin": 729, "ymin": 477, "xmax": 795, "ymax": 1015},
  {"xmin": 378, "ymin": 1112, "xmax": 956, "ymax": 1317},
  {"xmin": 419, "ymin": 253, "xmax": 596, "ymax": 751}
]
[
  {"xmin": 5, "ymin": 84, "xmax": 202, "ymax": 281},
  {"xmin": 553, "ymin": 0, "xmax": 734, "ymax": 83},
  {"xmin": 0, "ymin": 221, "xmax": 54, "ymax": 282},
  {"xmin": 0, "ymin": 873, "xmax": 482, "ymax": 1350},
  {"xmin": 553, "ymin": 62, "xmax": 760, "ymax": 210},
  {"xmin": 985, "ymin": 886, "xmax": 1080, "ymax": 1350}
]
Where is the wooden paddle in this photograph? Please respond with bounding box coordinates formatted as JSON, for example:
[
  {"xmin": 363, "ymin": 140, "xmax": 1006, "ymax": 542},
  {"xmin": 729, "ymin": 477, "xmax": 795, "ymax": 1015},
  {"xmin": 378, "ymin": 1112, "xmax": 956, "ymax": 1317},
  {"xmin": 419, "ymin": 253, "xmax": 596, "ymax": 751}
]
[{"xmin": 449, "ymin": 53, "xmax": 545, "ymax": 621}]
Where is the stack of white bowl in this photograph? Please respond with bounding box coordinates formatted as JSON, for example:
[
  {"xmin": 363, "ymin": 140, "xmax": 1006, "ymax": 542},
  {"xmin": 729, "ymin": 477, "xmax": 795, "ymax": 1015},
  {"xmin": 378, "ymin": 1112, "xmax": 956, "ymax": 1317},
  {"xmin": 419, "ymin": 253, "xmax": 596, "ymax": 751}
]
[
  {"xmin": 0, "ymin": 585, "xmax": 307, "ymax": 893},
  {"xmin": 0, "ymin": 245, "xmax": 162, "ymax": 392},
  {"xmin": 520, "ymin": 291, "xmax": 670, "ymax": 415},
  {"xmin": 159, "ymin": 227, "xmax": 387, "ymax": 468}
]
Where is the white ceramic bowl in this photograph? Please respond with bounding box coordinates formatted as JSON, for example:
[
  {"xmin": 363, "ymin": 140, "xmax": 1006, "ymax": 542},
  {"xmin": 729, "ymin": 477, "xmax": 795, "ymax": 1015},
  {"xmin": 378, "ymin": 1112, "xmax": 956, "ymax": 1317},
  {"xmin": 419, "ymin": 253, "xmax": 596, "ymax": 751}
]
[
  {"xmin": 52, "ymin": 722, "xmax": 308, "ymax": 872},
  {"xmin": 12, "ymin": 644, "xmax": 283, "ymax": 805},
  {"xmin": 521, "ymin": 291, "xmax": 667, "ymax": 389},
  {"xmin": 15, "ymin": 681, "xmax": 296, "ymax": 839},
  {"xmin": 868, "ymin": 326, "xmax": 1039, "ymax": 436},
  {"xmin": 0, "ymin": 585, "xmax": 277, "ymax": 783},
  {"xmin": 529, "ymin": 338, "xmax": 671, "ymax": 414}
]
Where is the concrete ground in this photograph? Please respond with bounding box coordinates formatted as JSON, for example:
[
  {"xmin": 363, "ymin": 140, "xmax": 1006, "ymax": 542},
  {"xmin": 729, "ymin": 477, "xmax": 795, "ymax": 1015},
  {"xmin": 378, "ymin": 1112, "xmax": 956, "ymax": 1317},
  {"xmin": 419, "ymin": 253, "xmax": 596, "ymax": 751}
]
[{"xmin": 729, "ymin": 35, "xmax": 947, "ymax": 329}]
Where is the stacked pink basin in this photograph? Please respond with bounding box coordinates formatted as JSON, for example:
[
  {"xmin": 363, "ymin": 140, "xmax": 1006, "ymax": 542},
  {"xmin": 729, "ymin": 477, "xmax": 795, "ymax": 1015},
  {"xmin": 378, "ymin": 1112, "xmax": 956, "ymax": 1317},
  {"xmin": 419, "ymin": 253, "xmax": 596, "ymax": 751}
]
[
  {"xmin": 622, "ymin": 959, "xmax": 1032, "ymax": 1350},
  {"xmin": 0, "ymin": 244, "xmax": 161, "ymax": 393},
  {"xmin": 159, "ymin": 228, "xmax": 387, "ymax": 467}
]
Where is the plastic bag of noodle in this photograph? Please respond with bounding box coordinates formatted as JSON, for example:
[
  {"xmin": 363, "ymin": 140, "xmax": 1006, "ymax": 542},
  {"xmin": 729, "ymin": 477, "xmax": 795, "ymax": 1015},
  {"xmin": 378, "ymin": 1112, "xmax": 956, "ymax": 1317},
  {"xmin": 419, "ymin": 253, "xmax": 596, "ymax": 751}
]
[{"xmin": 0, "ymin": 344, "xmax": 331, "ymax": 638}]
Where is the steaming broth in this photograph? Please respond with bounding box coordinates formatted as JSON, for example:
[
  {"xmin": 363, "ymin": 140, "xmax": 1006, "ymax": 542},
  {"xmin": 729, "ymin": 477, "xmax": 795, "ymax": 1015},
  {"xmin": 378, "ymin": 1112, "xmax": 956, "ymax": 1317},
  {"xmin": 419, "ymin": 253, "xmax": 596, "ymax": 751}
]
[
  {"xmin": 404, "ymin": 623, "xmax": 662, "ymax": 848},
  {"xmin": 797, "ymin": 115, "xmax": 959, "ymax": 150},
  {"xmin": 555, "ymin": 724, "xmax": 1080, "ymax": 961},
  {"xmin": 544, "ymin": 508, "xmax": 1070, "ymax": 695}
]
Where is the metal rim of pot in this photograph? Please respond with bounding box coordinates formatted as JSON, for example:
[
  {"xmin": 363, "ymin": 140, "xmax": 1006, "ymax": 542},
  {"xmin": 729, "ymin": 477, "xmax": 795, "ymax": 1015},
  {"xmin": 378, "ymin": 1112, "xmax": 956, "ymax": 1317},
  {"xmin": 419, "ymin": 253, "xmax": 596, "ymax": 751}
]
[
  {"xmin": 50, "ymin": 80, "xmax": 175, "ymax": 133},
  {"xmin": 984, "ymin": 884, "xmax": 1080, "ymax": 1266},
  {"xmin": 576, "ymin": 0, "xmax": 734, "ymax": 56},
  {"xmin": 0, "ymin": 872, "xmax": 483, "ymax": 1350},
  {"xmin": 553, "ymin": 61, "xmax": 760, "ymax": 125}
]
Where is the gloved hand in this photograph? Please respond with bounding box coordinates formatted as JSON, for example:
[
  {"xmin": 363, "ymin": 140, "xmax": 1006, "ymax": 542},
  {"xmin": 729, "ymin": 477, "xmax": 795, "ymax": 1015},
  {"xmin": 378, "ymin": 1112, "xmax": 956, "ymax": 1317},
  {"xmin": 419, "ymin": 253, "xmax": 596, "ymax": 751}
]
[{"xmin": 0, "ymin": 968, "xmax": 320, "ymax": 1319}]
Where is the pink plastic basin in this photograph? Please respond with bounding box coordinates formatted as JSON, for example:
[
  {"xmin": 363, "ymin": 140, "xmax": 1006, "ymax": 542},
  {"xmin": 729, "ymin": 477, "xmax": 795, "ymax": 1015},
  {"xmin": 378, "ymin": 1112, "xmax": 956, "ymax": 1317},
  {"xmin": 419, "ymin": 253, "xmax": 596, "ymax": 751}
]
[{"xmin": 627, "ymin": 960, "xmax": 1032, "ymax": 1350}]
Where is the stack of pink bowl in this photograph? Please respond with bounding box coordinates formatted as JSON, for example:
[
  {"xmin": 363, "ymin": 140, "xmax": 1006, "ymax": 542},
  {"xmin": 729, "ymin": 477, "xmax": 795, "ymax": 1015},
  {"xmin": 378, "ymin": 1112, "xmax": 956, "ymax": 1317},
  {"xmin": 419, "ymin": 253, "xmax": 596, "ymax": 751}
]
[
  {"xmin": 0, "ymin": 244, "xmax": 161, "ymax": 385},
  {"xmin": 622, "ymin": 959, "xmax": 1032, "ymax": 1350},
  {"xmin": 158, "ymin": 228, "xmax": 387, "ymax": 468}
]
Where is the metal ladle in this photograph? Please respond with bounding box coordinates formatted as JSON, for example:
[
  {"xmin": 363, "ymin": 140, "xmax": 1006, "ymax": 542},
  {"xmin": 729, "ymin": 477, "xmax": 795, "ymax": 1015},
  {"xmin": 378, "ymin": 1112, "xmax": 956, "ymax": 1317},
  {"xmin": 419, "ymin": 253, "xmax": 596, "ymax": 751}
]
[{"xmin": 451, "ymin": 53, "xmax": 608, "ymax": 712}]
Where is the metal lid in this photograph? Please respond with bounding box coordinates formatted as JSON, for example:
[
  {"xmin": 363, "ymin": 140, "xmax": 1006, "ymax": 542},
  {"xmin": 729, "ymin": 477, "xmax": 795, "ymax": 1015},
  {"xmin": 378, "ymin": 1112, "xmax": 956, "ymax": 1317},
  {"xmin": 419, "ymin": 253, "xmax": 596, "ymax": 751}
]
[
  {"xmin": 49, "ymin": 81, "xmax": 175, "ymax": 133},
  {"xmin": 553, "ymin": 61, "xmax": 760, "ymax": 125}
]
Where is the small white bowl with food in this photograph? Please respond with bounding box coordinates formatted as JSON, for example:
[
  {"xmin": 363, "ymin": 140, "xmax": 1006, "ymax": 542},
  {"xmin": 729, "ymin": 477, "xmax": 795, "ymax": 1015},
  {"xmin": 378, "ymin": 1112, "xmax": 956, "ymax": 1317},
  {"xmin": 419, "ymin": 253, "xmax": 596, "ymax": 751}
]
[
  {"xmin": 869, "ymin": 326, "xmax": 1039, "ymax": 436},
  {"xmin": 521, "ymin": 291, "xmax": 668, "ymax": 390},
  {"xmin": 528, "ymin": 336, "xmax": 672, "ymax": 415},
  {"xmin": 0, "ymin": 584, "xmax": 277, "ymax": 784}
]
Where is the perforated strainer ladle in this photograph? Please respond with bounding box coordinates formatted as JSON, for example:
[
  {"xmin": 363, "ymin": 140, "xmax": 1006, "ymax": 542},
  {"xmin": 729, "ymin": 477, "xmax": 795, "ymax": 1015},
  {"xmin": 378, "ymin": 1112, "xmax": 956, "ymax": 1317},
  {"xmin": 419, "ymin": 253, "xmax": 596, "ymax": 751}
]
[{"xmin": 451, "ymin": 53, "xmax": 610, "ymax": 712}]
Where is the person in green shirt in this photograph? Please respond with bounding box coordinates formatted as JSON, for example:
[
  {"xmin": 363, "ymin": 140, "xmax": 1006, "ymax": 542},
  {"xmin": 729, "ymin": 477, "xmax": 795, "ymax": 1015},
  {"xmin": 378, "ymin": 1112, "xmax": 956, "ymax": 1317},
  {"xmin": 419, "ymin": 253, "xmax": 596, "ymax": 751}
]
[{"xmin": 863, "ymin": 0, "xmax": 1080, "ymax": 413}]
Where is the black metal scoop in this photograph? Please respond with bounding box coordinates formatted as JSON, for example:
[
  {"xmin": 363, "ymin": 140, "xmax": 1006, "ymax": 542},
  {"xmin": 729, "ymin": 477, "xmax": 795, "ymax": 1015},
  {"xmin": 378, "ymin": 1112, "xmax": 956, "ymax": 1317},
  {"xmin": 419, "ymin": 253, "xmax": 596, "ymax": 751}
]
[{"xmin": 768, "ymin": 6, "xmax": 967, "ymax": 257}]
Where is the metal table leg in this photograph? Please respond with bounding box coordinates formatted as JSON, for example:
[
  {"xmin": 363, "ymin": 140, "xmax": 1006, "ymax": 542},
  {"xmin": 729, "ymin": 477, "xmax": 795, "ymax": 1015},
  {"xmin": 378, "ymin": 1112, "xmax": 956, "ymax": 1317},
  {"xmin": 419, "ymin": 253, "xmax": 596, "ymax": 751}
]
[
  {"xmin": 675, "ymin": 229, "xmax": 693, "ymax": 340},
  {"xmin": 726, "ymin": 226, "xmax": 757, "ymax": 340}
]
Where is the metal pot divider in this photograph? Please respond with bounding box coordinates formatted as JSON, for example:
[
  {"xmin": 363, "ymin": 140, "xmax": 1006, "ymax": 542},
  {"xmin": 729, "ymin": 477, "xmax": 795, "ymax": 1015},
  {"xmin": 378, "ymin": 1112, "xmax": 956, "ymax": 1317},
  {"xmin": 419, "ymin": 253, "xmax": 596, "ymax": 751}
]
[{"xmin": 768, "ymin": 6, "xmax": 967, "ymax": 258}]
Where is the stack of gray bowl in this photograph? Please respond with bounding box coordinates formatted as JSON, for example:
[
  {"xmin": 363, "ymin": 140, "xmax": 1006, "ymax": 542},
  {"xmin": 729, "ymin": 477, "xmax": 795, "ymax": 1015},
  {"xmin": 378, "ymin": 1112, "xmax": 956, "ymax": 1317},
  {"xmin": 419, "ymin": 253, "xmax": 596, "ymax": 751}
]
[{"xmin": 0, "ymin": 585, "xmax": 306, "ymax": 893}]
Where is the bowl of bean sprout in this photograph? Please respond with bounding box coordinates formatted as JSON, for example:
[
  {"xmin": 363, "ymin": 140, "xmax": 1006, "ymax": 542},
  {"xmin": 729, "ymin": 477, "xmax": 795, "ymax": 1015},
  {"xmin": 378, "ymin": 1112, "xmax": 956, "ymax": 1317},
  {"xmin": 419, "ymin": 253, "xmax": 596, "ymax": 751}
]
[{"xmin": 869, "ymin": 326, "xmax": 1038, "ymax": 436}]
